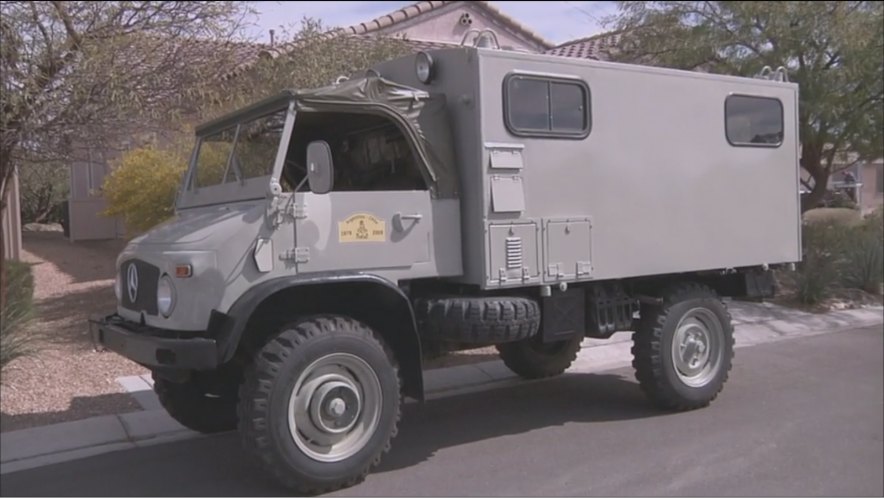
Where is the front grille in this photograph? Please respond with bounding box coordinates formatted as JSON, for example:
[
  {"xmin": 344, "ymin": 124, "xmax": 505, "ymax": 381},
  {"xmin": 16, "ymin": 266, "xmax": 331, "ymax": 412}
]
[{"xmin": 120, "ymin": 259, "xmax": 159, "ymax": 315}]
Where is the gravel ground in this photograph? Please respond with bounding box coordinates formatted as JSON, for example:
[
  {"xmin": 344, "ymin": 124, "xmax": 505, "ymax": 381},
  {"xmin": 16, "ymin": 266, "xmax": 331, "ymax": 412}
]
[
  {"xmin": 0, "ymin": 232, "xmax": 147, "ymax": 433},
  {"xmin": 0, "ymin": 231, "xmax": 499, "ymax": 432}
]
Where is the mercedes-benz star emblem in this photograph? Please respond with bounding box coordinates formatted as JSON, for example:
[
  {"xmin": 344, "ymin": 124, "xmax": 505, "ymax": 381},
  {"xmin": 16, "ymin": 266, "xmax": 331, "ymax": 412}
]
[{"xmin": 127, "ymin": 264, "xmax": 139, "ymax": 303}]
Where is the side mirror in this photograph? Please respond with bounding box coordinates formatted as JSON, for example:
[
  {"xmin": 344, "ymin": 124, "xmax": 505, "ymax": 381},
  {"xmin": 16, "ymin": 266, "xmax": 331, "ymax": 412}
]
[{"xmin": 306, "ymin": 140, "xmax": 334, "ymax": 195}]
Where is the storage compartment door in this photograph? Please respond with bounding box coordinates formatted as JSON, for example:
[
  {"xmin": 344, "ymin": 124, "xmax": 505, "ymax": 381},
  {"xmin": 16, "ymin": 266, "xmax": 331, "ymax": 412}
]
[
  {"xmin": 488, "ymin": 222, "xmax": 540, "ymax": 286},
  {"xmin": 545, "ymin": 218, "xmax": 593, "ymax": 282}
]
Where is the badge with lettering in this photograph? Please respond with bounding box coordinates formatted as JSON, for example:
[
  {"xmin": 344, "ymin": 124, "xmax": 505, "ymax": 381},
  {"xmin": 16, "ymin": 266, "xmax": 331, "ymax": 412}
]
[{"xmin": 338, "ymin": 213, "xmax": 385, "ymax": 242}]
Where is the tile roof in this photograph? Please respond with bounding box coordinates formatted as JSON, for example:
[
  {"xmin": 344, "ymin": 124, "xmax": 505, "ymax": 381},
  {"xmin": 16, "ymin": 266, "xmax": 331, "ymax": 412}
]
[
  {"xmin": 345, "ymin": 1, "xmax": 553, "ymax": 49},
  {"xmin": 545, "ymin": 31, "xmax": 623, "ymax": 61}
]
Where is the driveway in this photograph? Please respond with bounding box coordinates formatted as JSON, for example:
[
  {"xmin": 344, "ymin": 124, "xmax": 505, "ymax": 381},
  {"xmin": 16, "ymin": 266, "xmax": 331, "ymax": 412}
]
[{"xmin": 1, "ymin": 326, "xmax": 882, "ymax": 497}]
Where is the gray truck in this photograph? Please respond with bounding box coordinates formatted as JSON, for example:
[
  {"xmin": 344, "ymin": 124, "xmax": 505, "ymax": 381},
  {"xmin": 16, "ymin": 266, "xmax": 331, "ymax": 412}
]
[{"xmin": 90, "ymin": 38, "xmax": 800, "ymax": 493}]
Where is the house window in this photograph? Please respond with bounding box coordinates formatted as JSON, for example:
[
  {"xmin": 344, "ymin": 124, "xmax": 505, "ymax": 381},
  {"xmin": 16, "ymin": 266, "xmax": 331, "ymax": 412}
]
[
  {"xmin": 725, "ymin": 95, "xmax": 784, "ymax": 147},
  {"xmin": 504, "ymin": 74, "xmax": 590, "ymax": 138}
]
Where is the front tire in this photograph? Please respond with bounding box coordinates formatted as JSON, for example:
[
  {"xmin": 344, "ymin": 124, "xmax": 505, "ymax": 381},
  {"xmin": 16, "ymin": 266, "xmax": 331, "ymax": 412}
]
[
  {"xmin": 153, "ymin": 374, "xmax": 238, "ymax": 434},
  {"xmin": 238, "ymin": 316, "xmax": 401, "ymax": 494},
  {"xmin": 632, "ymin": 283, "xmax": 734, "ymax": 411}
]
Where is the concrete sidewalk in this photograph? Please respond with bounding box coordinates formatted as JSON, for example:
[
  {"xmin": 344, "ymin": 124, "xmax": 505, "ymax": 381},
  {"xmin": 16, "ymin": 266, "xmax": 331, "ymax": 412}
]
[{"xmin": 2, "ymin": 300, "xmax": 881, "ymax": 475}]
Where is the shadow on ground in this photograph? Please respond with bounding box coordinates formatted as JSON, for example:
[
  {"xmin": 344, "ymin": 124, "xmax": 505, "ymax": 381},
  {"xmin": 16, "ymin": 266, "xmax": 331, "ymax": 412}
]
[
  {"xmin": 21, "ymin": 285, "xmax": 116, "ymax": 352},
  {"xmin": 22, "ymin": 232, "xmax": 126, "ymax": 285},
  {"xmin": 0, "ymin": 393, "xmax": 140, "ymax": 433},
  {"xmin": 1, "ymin": 372, "xmax": 657, "ymax": 497}
]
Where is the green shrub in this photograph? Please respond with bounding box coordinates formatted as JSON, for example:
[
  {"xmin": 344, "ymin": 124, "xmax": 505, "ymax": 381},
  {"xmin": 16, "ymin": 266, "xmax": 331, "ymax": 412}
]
[
  {"xmin": 1, "ymin": 260, "xmax": 37, "ymax": 374},
  {"xmin": 792, "ymin": 222, "xmax": 847, "ymax": 305},
  {"xmin": 102, "ymin": 146, "xmax": 188, "ymax": 234},
  {"xmin": 838, "ymin": 209, "xmax": 884, "ymax": 294}
]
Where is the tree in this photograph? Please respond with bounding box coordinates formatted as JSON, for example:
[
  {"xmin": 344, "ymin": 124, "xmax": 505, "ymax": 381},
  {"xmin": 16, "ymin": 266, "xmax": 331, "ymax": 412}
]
[
  {"xmin": 0, "ymin": 1, "xmax": 253, "ymax": 305},
  {"xmin": 201, "ymin": 19, "xmax": 414, "ymax": 119},
  {"xmin": 101, "ymin": 19, "xmax": 414, "ymax": 233},
  {"xmin": 607, "ymin": 1, "xmax": 884, "ymax": 211}
]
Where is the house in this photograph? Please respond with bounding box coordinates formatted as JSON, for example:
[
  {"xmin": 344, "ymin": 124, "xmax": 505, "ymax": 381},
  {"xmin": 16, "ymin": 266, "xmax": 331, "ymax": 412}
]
[{"xmin": 827, "ymin": 159, "xmax": 884, "ymax": 214}]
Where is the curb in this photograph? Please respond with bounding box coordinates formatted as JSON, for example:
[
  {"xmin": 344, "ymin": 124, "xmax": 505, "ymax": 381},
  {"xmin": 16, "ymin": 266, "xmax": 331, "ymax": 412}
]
[{"xmin": 2, "ymin": 302, "xmax": 881, "ymax": 474}]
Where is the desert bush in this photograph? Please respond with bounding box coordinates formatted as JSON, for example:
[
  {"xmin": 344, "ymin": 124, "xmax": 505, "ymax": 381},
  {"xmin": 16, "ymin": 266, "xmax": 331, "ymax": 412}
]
[
  {"xmin": 838, "ymin": 208, "xmax": 884, "ymax": 294},
  {"xmin": 792, "ymin": 222, "xmax": 848, "ymax": 305},
  {"xmin": 1, "ymin": 260, "xmax": 37, "ymax": 374},
  {"xmin": 789, "ymin": 207, "xmax": 884, "ymax": 305},
  {"xmin": 102, "ymin": 146, "xmax": 188, "ymax": 233}
]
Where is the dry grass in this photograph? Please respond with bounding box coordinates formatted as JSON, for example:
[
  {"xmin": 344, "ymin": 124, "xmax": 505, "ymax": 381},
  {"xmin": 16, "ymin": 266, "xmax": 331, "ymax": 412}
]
[{"xmin": 803, "ymin": 207, "xmax": 863, "ymax": 226}]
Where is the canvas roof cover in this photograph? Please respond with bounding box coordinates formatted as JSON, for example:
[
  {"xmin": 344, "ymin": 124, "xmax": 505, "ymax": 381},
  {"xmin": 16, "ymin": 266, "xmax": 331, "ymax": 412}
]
[{"xmin": 196, "ymin": 74, "xmax": 458, "ymax": 198}]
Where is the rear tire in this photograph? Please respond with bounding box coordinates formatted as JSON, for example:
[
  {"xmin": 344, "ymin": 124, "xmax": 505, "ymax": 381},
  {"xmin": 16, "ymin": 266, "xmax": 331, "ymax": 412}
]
[
  {"xmin": 237, "ymin": 315, "xmax": 401, "ymax": 494},
  {"xmin": 632, "ymin": 283, "xmax": 734, "ymax": 411},
  {"xmin": 496, "ymin": 333, "xmax": 583, "ymax": 379}
]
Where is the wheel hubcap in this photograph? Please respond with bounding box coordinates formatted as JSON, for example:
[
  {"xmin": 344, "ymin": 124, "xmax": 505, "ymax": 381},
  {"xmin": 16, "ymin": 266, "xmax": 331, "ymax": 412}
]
[
  {"xmin": 671, "ymin": 308, "xmax": 724, "ymax": 387},
  {"xmin": 288, "ymin": 353, "xmax": 382, "ymax": 463}
]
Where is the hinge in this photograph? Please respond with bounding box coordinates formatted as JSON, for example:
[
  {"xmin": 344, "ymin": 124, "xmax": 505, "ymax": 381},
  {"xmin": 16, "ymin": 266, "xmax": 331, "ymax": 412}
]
[
  {"xmin": 577, "ymin": 260, "xmax": 593, "ymax": 277},
  {"xmin": 498, "ymin": 268, "xmax": 508, "ymax": 283},
  {"xmin": 280, "ymin": 247, "xmax": 309, "ymax": 263},
  {"xmin": 288, "ymin": 203, "xmax": 307, "ymax": 219}
]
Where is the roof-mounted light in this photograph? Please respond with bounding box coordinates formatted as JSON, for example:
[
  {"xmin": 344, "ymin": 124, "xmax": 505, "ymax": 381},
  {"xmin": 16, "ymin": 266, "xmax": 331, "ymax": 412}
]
[{"xmin": 415, "ymin": 51, "xmax": 435, "ymax": 84}]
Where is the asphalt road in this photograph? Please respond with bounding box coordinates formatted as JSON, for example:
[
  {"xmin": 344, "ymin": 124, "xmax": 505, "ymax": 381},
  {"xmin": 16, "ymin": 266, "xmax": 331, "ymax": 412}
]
[{"xmin": 2, "ymin": 326, "xmax": 882, "ymax": 497}]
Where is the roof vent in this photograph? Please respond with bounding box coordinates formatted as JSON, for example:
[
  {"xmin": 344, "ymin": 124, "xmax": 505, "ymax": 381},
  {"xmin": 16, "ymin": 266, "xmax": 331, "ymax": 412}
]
[{"xmin": 459, "ymin": 12, "xmax": 473, "ymax": 26}]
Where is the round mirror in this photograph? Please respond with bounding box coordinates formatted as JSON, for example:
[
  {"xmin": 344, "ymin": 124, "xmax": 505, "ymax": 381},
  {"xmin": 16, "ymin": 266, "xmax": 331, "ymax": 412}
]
[{"xmin": 306, "ymin": 141, "xmax": 334, "ymax": 195}]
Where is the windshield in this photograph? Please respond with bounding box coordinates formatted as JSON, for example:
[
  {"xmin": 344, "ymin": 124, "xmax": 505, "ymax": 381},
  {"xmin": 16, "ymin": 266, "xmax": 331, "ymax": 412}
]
[{"xmin": 190, "ymin": 109, "xmax": 286, "ymax": 190}]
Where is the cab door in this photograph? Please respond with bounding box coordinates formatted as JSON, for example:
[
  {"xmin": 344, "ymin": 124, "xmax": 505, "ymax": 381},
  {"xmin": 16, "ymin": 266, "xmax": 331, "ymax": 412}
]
[{"xmin": 292, "ymin": 190, "xmax": 432, "ymax": 272}]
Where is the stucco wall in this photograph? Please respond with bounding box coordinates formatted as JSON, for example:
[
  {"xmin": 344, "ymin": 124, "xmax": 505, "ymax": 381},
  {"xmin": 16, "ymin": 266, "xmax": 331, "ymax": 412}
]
[
  {"xmin": 377, "ymin": 3, "xmax": 543, "ymax": 52},
  {"xmin": 2, "ymin": 171, "xmax": 22, "ymax": 261},
  {"xmin": 859, "ymin": 161, "xmax": 884, "ymax": 214}
]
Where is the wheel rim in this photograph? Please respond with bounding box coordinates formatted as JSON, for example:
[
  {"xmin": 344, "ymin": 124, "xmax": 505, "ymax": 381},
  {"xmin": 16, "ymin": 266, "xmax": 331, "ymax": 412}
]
[
  {"xmin": 287, "ymin": 353, "xmax": 382, "ymax": 463},
  {"xmin": 670, "ymin": 308, "xmax": 724, "ymax": 388}
]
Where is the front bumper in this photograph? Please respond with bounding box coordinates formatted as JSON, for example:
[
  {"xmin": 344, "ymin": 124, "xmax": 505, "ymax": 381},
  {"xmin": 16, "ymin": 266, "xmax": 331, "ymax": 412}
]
[{"xmin": 89, "ymin": 314, "xmax": 219, "ymax": 370}]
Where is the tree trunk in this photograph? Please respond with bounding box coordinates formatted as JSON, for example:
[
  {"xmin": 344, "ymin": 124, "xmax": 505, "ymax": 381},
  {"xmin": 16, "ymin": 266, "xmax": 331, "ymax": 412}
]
[
  {"xmin": 801, "ymin": 171, "xmax": 829, "ymax": 212},
  {"xmin": 799, "ymin": 147, "xmax": 829, "ymax": 213},
  {"xmin": 1, "ymin": 198, "xmax": 8, "ymax": 315}
]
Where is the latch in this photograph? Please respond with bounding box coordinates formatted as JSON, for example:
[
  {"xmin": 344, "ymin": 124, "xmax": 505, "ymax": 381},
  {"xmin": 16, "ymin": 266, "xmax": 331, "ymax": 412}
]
[
  {"xmin": 577, "ymin": 261, "xmax": 593, "ymax": 277},
  {"xmin": 548, "ymin": 263, "xmax": 565, "ymax": 279}
]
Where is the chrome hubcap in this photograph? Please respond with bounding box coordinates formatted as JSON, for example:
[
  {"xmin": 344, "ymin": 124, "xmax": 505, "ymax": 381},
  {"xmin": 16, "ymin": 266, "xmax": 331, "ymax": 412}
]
[
  {"xmin": 671, "ymin": 308, "xmax": 724, "ymax": 387},
  {"xmin": 288, "ymin": 353, "xmax": 382, "ymax": 462}
]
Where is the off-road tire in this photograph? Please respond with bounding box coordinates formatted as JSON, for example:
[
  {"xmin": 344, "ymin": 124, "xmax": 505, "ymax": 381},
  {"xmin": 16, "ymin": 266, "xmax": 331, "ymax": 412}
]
[
  {"xmin": 496, "ymin": 333, "xmax": 583, "ymax": 379},
  {"xmin": 237, "ymin": 316, "xmax": 401, "ymax": 495},
  {"xmin": 415, "ymin": 296, "xmax": 541, "ymax": 343},
  {"xmin": 632, "ymin": 283, "xmax": 734, "ymax": 411},
  {"xmin": 153, "ymin": 375, "xmax": 238, "ymax": 434}
]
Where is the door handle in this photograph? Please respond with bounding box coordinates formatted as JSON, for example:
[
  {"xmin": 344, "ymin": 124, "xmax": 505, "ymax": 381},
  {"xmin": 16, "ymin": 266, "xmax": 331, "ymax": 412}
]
[{"xmin": 393, "ymin": 212, "xmax": 423, "ymax": 232}]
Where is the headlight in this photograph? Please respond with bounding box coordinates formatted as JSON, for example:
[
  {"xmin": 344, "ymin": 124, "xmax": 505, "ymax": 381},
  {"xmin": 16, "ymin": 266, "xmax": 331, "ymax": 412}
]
[
  {"xmin": 157, "ymin": 275, "xmax": 176, "ymax": 318},
  {"xmin": 415, "ymin": 51, "xmax": 434, "ymax": 84}
]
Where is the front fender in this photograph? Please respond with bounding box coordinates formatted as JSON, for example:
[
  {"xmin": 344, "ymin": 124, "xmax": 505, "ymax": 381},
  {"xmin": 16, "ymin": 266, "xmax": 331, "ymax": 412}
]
[{"xmin": 215, "ymin": 273, "xmax": 424, "ymax": 400}]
